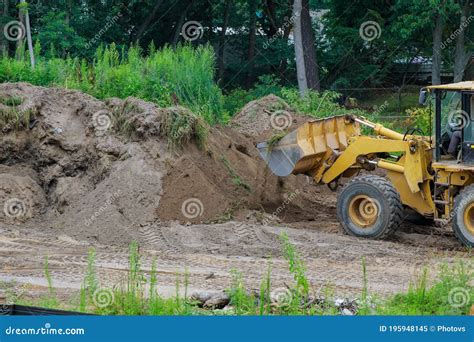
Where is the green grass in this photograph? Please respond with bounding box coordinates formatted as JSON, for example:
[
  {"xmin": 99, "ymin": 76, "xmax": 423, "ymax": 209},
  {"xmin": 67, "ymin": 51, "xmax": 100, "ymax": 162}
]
[
  {"xmin": 375, "ymin": 263, "xmax": 473, "ymax": 315},
  {"xmin": 14, "ymin": 236, "xmax": 474, "ymax": 316},
  {"xmin": 358, "ymin": 86, "xmax": 421, "ymax": 116},
  {"xmin": 105, "ymin": 95, "xmax": 209, "ymax": 148},
  {"xmin": 0, "ymin": 43, "xmax": 225, "ymax": 124},
  {"xmin": 1, "ymin": 46, "xmax": 425, "ymax": 137},
  {"xmin": 161, "ymin": 108, "xmax": 208, "ymax": 149},
  {"xmin": 0, "ymin": 95, "xmax": 35, "ymax": 132},
  {"xmin": 0, "ymin": 95, "xmax": 23, "ymax": 106},
  {"xmin": 267, "ymin": 132, "xmax": 287, "ymax": 150}
]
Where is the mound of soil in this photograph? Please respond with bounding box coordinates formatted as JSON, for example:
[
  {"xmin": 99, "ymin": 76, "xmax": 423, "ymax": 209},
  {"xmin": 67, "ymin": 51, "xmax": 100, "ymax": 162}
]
[
  {"xmin": 0, "ymin": 165, "xmax": 46, "ymax": 223},
  {"xmin": 0, "ymin": 83, "xmax": 336, "ymax": 246},
  {"xmin": 230, "ymin": 94, "xmax": 310, "ymax": 142}
]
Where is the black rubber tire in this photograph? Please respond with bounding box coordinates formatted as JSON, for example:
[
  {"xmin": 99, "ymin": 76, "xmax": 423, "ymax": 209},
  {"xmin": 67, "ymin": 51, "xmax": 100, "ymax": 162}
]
[
  {"xmin": 337, "ymin": 175, "xmax": 403, "ymax": 239},
  {"xmin": 452, "ymin": 184, "xmax": 474, "ymax": 247}
]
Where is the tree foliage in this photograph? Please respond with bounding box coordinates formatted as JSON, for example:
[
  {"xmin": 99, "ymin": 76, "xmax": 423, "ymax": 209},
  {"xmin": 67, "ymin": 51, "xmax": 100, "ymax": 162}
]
[{"xmin": 0, "ymin": 0, "xmax": 472, "ymax": 90}]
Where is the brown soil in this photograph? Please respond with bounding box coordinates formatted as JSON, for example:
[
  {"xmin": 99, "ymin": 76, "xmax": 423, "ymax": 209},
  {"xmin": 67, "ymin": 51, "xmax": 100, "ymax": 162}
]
[
  {"xmin": 230, "ymin": 94, "xmax": 311, "ymax": 143},
  {"xmin": 0, "ymin": 221, "xmax": 467, "ymax": 302},
  {"xmin": 0, "ymin": 83, "xmax": 334, "ymax": 246},
  {"xmin": 1, "ymin": 83, "xmax": 471, "ymax": 301}
]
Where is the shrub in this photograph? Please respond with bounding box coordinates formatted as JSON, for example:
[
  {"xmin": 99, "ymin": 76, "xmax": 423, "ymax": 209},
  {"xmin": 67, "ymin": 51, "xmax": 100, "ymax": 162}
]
[
  {"xmin": 404, "ymin": 106, "xmax": 432, "ymax": 136},
  {"xmin": 224, "ymin": 77, "xmax": 371, "ymax": 122}
]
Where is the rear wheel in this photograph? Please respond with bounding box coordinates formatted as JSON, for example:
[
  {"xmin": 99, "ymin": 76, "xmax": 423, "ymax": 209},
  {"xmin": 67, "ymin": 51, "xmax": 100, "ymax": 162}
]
[
  {"xmin": 453, "ymin": 184, "xmax": 474, "ymax": 247},
  {"xmin": 337, "ymin": 175, "xmax": 403, "ymax": 239}
]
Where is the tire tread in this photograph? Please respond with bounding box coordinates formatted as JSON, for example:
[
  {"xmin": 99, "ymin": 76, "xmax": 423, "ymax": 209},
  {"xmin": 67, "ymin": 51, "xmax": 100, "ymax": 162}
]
[
  {"xmin": 452, "ymin": 184, "xmax": 474, "ymax": 247},
  {"xmin": 337, "ymin": 175, "xmax": 403, "ymax": 239}
]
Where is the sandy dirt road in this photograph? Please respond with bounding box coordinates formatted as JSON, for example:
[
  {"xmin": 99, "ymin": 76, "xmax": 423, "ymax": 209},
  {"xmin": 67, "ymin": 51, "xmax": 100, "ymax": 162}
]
[
  {"xmin": 0, "ymin": 83, "xmax": 472, "ymax": 304},
  {"xmin": 0, "ymin": 221, "xmax": 470, "ymax": 302}
]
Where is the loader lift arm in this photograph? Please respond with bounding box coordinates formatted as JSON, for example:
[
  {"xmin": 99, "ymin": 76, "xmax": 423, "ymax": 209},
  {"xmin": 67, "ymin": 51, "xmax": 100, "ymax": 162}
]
[
  {"xmin": 258, "ymin": 82, "xmax": 474, "ymax": 247},
  {"xmin": 257, "ymin": 114, "xmax": 435, "ymax": 241},
  {"xmin": 322, "ymin": 117, "xmax": 428, "ymax": 194}
]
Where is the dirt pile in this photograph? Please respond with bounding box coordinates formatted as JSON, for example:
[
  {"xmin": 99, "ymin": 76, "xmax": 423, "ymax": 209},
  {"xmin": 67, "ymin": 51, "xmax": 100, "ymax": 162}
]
[
  {"xmin": 0, "ymin": 83, "xmax": 336, "ymax": 246},
  {"xmin": 230, "ymin": 94, "xmax": 310, "ymax": 142},
  {"xmin": 0, "ymin": 165, "xmax": 46, "ymax": 223}
]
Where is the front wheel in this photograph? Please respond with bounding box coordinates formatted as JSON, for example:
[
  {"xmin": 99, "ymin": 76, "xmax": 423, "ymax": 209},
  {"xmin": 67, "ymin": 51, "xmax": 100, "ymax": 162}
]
[
  {"xmin": 453, "ymin": 184, "xmax": 474, "ymax": 247},
  {"xmin": 337, "ymin": 175, "xmax": 403, "ymax": 239}
]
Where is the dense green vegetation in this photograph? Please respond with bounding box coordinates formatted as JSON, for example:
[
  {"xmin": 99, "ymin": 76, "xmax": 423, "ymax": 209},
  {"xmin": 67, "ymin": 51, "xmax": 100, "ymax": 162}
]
[
  {"xmin": 1, "ymin": 1, "xmax": 471, "ymax": 89},
  {"xmin": 7, "ymin": 236, "xmax": 472, "ymax": 316},
  {"xmin": 1, "ymin": 45, "xmax": 430, "ymax": 134},
  {"xmin": 0, "ymin": 0, "xmax": 470, "ymax": 319},
  {"xmin": 0, "ymin": 44, "xmax": 225, "ymax": 124}
]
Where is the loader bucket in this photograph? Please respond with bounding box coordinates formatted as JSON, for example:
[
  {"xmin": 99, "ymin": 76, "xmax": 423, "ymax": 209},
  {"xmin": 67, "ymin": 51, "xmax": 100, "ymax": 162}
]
[{"xmin": 257, "ymin": 115, "xmax": 360, "ymax": 178}]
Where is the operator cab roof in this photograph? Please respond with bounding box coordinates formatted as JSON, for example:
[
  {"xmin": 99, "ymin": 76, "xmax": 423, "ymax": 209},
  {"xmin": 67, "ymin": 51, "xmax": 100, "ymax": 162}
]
[{"xmin": 427, "ymin": 81, "xmax": 474, "ymax": 91}]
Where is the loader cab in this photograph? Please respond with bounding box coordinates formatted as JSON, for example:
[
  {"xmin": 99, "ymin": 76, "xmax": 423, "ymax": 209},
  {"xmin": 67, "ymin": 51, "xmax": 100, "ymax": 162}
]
[{"xmin": 425, "ymin": 82, "xmax": 474, "ymax": 163}]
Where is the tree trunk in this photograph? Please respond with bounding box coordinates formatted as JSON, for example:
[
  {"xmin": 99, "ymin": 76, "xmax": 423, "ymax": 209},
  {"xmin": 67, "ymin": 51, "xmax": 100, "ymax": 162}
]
[
  {"xmin": 65, "ymin": 0, "xmax": 72, "ymax": 25},
  {"xmin": 432, "ymin": 9, "xmax": 444, "ymax": 85},
  {"xmin": 0, "ymin": 0, "xmax": 9, "ymax": 56},
  {"xmin": 301, "ymin": 0, "xmax": 319, "ymax": 91},
  {"xmin": 134, "ymin": 0, "xmax": 163, "ymax": 42},
  {"xmin": 246, "ymin": 0, "xmax": 258, "ymax": 88},
  {"xmin": 217, "ymin": 0, "xmax": 232, "ymax": 83},
  {"xmin": 453, "ymin": 1, "xmax": 471, "ymax": 82},
  {"xmin": 171, "ymin": 0, "xmax": 195, "ymax": 47},
  {"xmin": 16, "ymin": 2, "xmax": 25, "ymax": 55},
  {"xmin": 278, "ymin": 0, "xmax": 294, "ymax": 80},
  {"xmin": 20, "ymin": 0, "xmax": 35, "ymax": 68},
  {"xmin": 263, "ymin": 0, "xmax": 278, "ymax": 36},
  {"xmin": 293, "ymin": 0, "xmax": 307, "ymax": 96}
]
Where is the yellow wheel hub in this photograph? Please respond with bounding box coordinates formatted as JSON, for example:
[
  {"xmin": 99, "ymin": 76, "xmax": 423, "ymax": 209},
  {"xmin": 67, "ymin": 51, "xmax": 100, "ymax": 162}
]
[
  {"xmin": 348, "ymin": 195, "xmax": 379, "ymax": 228},
  {"xmin": 463, "ymin": 203, "xmax": 474, "ymax": 235}
]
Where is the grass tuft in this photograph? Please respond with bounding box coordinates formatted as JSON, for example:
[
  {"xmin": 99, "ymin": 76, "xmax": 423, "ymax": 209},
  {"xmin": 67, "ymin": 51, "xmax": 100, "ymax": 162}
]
[{"xmin": 161, "ymin": 108, "xmax": 208, "ymax": 149}]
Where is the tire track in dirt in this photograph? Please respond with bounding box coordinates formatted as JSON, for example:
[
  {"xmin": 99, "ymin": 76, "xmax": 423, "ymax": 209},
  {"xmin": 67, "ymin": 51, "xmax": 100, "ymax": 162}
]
[{"xmin": 0, "ymin": 222, "xmax": 471, "ymax": 300}]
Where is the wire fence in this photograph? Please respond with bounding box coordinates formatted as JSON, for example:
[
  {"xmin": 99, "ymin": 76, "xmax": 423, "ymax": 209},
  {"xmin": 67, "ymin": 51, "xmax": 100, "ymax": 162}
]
[{"xmin": 333, "ymin": 86, "xmax": 422, "ymax": 120}]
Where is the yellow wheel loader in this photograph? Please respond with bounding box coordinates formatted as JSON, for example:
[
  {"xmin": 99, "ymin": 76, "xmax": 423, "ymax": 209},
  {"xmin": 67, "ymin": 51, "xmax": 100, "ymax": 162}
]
[{"xmin": 257, "ymin": 82, "xmax": 474, "ymax": 247}]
